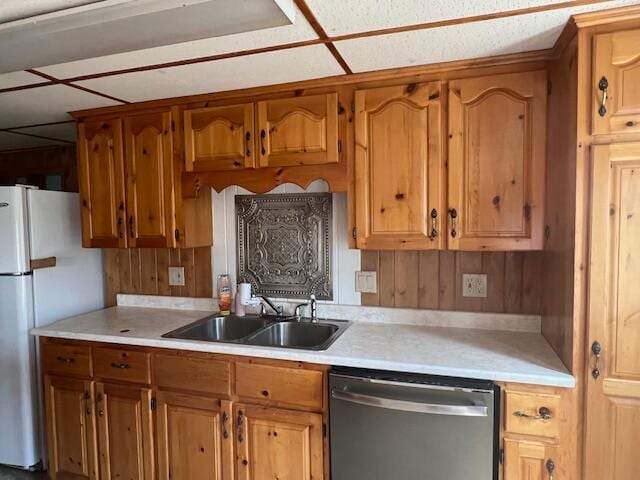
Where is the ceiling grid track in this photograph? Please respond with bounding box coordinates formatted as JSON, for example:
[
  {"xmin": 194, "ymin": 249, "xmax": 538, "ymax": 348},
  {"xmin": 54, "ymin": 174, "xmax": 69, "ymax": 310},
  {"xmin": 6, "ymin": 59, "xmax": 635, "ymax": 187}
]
[{"xmin": 1, "ymin": 128, "xmax": 74, "ymax": 145}]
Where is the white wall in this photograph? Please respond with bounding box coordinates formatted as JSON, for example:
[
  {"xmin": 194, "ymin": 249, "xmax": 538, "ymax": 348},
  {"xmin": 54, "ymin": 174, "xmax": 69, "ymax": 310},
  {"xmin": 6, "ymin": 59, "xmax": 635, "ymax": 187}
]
[{"xmin": 210, "ymin": 180, "xmax": 361, "ymax": 306}]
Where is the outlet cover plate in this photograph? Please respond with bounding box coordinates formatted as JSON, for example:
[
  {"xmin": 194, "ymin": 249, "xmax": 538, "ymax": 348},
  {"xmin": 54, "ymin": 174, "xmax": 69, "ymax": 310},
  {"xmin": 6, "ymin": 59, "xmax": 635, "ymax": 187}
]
[
  {"xmin": 355, "ymin": 271, "xmax": 377, "ymax": 293},
  {"xmin": 168, "ymin": 266, "xmax": 185, "ymax": 286},
  {"xmin": 462, "ymin": 274, "xmax": 487, "ymax": 298}
]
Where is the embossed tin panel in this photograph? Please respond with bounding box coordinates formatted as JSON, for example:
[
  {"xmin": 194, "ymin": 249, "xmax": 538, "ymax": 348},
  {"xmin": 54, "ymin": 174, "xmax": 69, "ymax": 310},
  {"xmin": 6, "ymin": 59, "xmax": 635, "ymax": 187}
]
[{"xmin": 236, "ymin": 192, "xmax": 333, "ymax": 300}]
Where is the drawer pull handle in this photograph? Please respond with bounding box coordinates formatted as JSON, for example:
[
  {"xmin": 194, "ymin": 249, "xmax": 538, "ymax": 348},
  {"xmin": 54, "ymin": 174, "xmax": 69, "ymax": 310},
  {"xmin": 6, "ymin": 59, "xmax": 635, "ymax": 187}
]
[
  {"xmin": 111, "ymin": 362, "xmax": 130, "ymax": 369},
  {"xmin": 56, "ymin": 356, "xmax": 75, "ymax": 364},
  {"xmin": 513, "ymin": 406, "xmax": 552, "ymax": 420},
  {"xmin": 222, "ymin": 411, "xmax": 229, "ymax": 439},
  {"xmin": 237, "ymin": 410, "xmax": 244, "ymax": 443},
  {"xmin": 598, "ymin": 76, "xmax": 608, "ymax": 117}
]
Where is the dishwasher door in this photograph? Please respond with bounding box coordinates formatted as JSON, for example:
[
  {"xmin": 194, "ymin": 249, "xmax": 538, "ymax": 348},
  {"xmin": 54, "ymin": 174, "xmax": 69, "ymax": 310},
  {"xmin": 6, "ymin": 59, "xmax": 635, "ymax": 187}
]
[{"xmin": 330, "ymin": 369, "xmax": 499, "ymax": 480}]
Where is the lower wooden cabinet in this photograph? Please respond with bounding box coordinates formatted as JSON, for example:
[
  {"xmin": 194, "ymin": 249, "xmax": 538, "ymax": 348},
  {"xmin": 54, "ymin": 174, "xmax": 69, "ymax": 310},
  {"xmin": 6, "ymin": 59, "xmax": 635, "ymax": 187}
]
[
  {"xmin": 95, "ymin": 382, "xmax": 154, "ymax": 480},
  {"xmin": 504, "ymin": 438, "xmax": 556, "ymax": 480},
  {"xmin": 234, "ymin": 404, "xmax": 324, "ymax": 480},
  {"xmin": 43, "ymin": 376, "xmax": 98, "ymax": 480},
  {"xmin": 156, "ymin": 391, "xmax": 233, "ymax": 480}
]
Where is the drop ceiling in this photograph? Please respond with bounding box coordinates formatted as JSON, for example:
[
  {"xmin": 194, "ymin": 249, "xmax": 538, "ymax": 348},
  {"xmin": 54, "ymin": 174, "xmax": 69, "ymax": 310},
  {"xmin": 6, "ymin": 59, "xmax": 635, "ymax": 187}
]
[{"xmin": 1, "ymin": 0, "xmax": 639, "ymax": 152}]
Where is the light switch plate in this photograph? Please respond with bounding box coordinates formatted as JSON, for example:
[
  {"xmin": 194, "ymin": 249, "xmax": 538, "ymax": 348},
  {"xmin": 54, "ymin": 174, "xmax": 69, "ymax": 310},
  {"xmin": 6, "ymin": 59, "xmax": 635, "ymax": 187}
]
[
  {"xmin": 168, "ymin": 266, "xmax": 185, "ymax": 286},
  {"xmin": 462, "ymin": 274, "xmax": 487, "ymax": 298},
  {"xmin": 355, "ymin": 271, "xmax": 377, "ymax": 293}
]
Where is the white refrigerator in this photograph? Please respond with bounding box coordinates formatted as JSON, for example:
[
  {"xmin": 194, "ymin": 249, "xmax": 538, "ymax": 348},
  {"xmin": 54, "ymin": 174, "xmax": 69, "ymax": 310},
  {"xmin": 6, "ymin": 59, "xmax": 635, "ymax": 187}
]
[{"xmin": 0, "ymin": 186, "xmax": 104, "ymax": 470}]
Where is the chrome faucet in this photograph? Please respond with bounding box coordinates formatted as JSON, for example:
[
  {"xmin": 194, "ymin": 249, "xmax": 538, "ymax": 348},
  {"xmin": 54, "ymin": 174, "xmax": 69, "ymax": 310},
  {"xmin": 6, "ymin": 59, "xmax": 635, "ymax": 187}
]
[
  {"xmin": 294, "ymin": 294, "xmax": 318, "ymax": 322},
  {"xmin": 256, "ymin": 295, "xmax": 283, "ymax": 317}
]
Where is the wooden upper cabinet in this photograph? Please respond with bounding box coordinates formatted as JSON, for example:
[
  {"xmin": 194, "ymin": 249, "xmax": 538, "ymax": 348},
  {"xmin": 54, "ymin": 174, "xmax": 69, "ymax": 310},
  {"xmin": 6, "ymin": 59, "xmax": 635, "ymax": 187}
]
[
  {"xmin": 77, "ymin": 119, "xmax": 126, "ymax": 248},
  {"xmin": 354, "ymin": 82, "xmax": 444, "ymax": 249},
  {"xmin": 234, "ymin": 403, "xmax": 324, "ymax": 480},
  {"xmin": 257, "ymin": 93, "xmax": 339, "ymax": 168},
  {"xmin": 448, "ymin": 71, "xmax": 547, "ymax": 250},
  {"xmin": 44, "ymin": 376, "xmax": 98, "ymax": 480},
  {"xmin": 585, "ymin": 143, "xmax": 640, "ymax": 480},
  {"xmin": 96, "ymin": 383, "xmax": 154, "ymax": 480},
  {"xmin": 123, "ymin": 111, "xmax": 177, "ymax": 248},
  {"xmin": 184, "ymin": 103, "xmax": 255, "ymax": 172},
  {"xmin": 592, "ymin": 29, "xmax": 640, "ymax": 135}
]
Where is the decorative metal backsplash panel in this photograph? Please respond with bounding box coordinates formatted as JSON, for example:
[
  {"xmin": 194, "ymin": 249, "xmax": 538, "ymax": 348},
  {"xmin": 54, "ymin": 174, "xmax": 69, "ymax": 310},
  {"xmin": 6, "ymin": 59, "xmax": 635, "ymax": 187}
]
[{"xmin": 236, "ymin": 192, "xmax": 333, "ymax": 300}]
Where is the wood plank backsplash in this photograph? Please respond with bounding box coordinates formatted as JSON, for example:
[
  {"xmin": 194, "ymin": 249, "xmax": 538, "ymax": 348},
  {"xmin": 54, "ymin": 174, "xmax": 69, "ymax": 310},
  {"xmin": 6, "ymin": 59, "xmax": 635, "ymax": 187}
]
[
  {"xmin": 104, "ymin": 248, "xmax": 212, "ymax": 306},
  {"xmin": 360, "ymin": 250, "xmax": 543, "ymax": 315}
]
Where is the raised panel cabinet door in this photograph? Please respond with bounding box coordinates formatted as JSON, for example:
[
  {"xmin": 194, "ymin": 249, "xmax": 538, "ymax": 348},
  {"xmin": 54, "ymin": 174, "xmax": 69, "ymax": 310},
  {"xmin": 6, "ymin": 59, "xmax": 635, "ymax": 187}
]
[
  {"xmin": 503, "ymin": 438, "xmax": 556, "ymax": 480},
  {"xmin": 234, "ymin": 404, "xmax": 323, "ymax": 480},
  {"xmin": 585, "ymin": 143, "xmax": 640, "ymax": 480},
  {"xmin": 156, "ymin": 391, "xmax": 233, "ymax": 480},
  {"xmin": 354, "ymin": 82, "xmax": 444, "ymax": 249},
  {"xmin": 448, "ymin": 70, "xmax": 547, "ymax": 250},
  {"xmin": 95, "ymin": 383, "xmax": 154, "ymax": 480},
  {"xmin": 592, "ymin": 29, "xmax": 640, "ymax": 135},
  {"xmin": 123, "ymin": 111, "xmax": 177, "ymax": 248},
  {"xmin": 184, "ymin": 103, "xmax": 255, "ymax": 172},
  {"xmin": 44, "ymin": 376, "xmax": 98, "ymax": 480},
  {"xmin": 77, "ymin": 119, "xmax": 126, "ymax": 248},
  {"xmin": 257, "ymin": 93, "xmax": 339, "ymax": 168}
]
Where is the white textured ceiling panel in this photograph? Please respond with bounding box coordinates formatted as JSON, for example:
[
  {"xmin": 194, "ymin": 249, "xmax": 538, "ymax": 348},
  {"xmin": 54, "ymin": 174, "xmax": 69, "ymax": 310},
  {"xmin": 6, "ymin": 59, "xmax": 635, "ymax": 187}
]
[
  {"xmin": 0, "ymin": 70, "xmax": 45, "ymax": 89},
  {"xmin": 0, "ymin": 131, "xmax": 67, "ymax": 152},
  {"xmin": 39, "ymin": 5, "xmax": 317, "ymax": 78},
  {"xmin": 335, "ymin": 0, "xmax": 640, "ymax": 73},
  {"xmin": 0, "ymin": 0, "xmax": 99, "ymax": 23},
  {"xmin": 15, "ymin": 122, "xmax": 77, "ymax": 142},
  {"xmin": 74, "ymin": 44, "xmax": 344, "ymax": 102},
  {"xmin": 306, "ymin": 0, "xmax": 580, "ymax": 36},
  {"xmin": 0, "ymin": 85, "xmax": 119, "ymax": 129}
]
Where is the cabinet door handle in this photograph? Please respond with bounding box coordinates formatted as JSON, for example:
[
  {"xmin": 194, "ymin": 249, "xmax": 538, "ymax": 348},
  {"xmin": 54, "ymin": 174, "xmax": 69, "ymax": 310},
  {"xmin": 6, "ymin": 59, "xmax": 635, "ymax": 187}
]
[
  {"xmin": 260, "ymin": 129, "xmax": 266, "ymax": 156},
  {"xmin": 237, "ymin": 410, "xmax": 244, "ymax": 443},
  {"xmin": 245, "ymin": 131, "xmax": 252, "ymax": 157},
  {"xmin": 598, "ymin": 76, "xmax": 608, "ymax": 117},
  {"xmin": 222, "ymin": 411, "xmax": 229, "ymax": 439},
  {"xmin": 591, "ymin": 340, "xmax": 602, "ymax": 380},
  {"xmin": 448, "ymin": 208, "xmax": 458, "ymax": 238},
  {"xmin": 546, "ymin": 459, "xmax": 555, "ymax": 480},
  {"xmin": 128, "ymin": 216, "xmax": 135, "ymax": 238},
  {"xmin": 513, "ymin": 406, "xmax": 552, "ymax": 420},
  {"xmin": 429, "ymin": 209, "xmax": 438, "ymax": 239},
  {"xmin": 117, "ymin": 217, "xmax": 123, "ymax": 239}
]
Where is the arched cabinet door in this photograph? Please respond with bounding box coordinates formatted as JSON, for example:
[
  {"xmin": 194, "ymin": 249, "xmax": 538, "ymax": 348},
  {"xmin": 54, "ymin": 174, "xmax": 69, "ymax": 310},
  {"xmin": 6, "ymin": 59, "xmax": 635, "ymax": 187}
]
[
  {"xmin": 592, "ymin": 29, "xmax": 640, "ymax": 135},
  {"xmin": 123, "ymin": 110, "xmax": 177, "ymax": 248},
  {"xmin": 77, "ymin": 118, "xmax": 126, "ymax": 248},
  {"xmin": 448, "ymin": 71, "xmax": 547, "ymax": 250},
  {"xmin": 354, "ymin": 82, "xmax": 445, "ymax": 250}
]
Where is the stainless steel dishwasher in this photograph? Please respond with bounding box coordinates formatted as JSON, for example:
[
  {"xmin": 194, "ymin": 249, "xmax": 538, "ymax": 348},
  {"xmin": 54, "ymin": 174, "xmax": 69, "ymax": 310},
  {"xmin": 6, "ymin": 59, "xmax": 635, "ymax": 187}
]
[{"xmin": 330, "ymin": 368, "xmax": 499, "ymax": 480}]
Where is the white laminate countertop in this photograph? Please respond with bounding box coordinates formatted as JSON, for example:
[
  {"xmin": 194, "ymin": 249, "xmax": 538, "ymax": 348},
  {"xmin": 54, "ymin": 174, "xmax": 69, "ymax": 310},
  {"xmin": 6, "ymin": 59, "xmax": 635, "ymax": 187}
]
[{"xmin": 31, "ymin": 306, "xmax": 575, "ymax": 388}]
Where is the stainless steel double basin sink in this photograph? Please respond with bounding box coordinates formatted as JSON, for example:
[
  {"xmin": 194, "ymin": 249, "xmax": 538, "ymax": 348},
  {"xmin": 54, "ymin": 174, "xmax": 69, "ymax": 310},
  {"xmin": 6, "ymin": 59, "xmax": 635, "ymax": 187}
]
[{"xmin": 162, "ymin": 314, "xmax": 350, "ymax": 351}]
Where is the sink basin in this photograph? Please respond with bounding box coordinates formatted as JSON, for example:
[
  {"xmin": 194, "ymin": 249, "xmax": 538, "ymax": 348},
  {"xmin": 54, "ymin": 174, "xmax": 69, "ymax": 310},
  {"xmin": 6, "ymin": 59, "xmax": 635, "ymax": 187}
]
[
  {"xmin": 245, "ymin": 321, "xmax": 348, "ymax": 350},
  {"xmin": 162, "ymin": 315, "xmax": 269, "ymax": 342}
]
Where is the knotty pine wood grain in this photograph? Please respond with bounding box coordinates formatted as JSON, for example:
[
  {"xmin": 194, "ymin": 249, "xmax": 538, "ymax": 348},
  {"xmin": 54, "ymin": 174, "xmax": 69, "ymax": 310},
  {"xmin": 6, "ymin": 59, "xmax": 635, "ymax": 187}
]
[
  {"xmin": 360, "ymin": 250, "xmax": 542, "ymax": 315},
  {"xmin": 103, "ymin": 247, "xmax": 212, "ymax": 307}
]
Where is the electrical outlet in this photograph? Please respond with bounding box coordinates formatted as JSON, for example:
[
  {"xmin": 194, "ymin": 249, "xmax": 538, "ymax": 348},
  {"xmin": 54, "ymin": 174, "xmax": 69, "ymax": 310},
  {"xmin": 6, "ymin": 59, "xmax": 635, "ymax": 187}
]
[
  {"xmin": 355, "ymin": 271, "xmax": 377, "ymax": 293},
  {"xmin": 168, "ymin": 266, "xmax": 185, "ymax": 286},
  {"xmin": 462, "ymin": 274, "xmax": 487, "ymax": 298}
]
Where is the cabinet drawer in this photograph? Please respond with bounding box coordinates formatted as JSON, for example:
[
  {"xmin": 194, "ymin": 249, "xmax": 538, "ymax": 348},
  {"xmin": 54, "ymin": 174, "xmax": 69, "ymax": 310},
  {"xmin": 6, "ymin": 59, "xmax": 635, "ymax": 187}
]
[
  {"xmin": 154, "ymin": 353, "xmax": 231, "ymax": 396},
  {"xmin": 41, "ymin": 343, "xmax": 92, "ymax": 377},
  {"xmin": 235, "ymin": 362, "xmax": 324, "ymax": 411},
  {"xmin": 504, "ymin": 391, "xmax": 560, "ymax": 439},
  {"xmin": 94, "ymin": 347, "xmax": 151, "ymax": 384}
]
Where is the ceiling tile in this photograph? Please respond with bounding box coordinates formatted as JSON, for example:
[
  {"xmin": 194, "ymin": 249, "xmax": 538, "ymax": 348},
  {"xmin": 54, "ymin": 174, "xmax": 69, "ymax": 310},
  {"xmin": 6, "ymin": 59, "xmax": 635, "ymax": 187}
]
[
  {"xmin": 38, "ymin": 5, "xmax": 318, "ymax": 79},
  {"xmin": 306, "ymin": 0, "xmax": 576, "ymax": 36},
  {"xmin": 0, "ymin": 70, "xmax": 45, "ymax": 89},
  {"xmin": 0, "ymin": 131, "xmax": 67, "ymax": 152},
  {"xmin": 0, "ymin": 84, "xmax": 119, "ymax": 129},
  {"xmin": 14, "ymin": 122, "xmax": 77, "ymax": 142},
  {"xmin": 334, "ymin": 0, "xmax": 640, "ymax": 73},
  {"xmin": 74, "ymin": 44, "xmax": 344, "ymax": 102}
]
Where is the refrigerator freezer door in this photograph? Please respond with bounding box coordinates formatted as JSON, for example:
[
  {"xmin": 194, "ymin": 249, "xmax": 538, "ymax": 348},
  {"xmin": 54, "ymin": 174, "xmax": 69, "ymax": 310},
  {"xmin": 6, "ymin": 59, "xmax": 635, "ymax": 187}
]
[
  {"xmin": 27, "ymin": 190, "xmax": 104, "ymax": 327},
  {"xmin": 0, "ymin": 275, "xmax": 39, "ymax": 468},
  {"xmin": 0, "ymin": 186, "xmax": 30, "ymax": 274}
]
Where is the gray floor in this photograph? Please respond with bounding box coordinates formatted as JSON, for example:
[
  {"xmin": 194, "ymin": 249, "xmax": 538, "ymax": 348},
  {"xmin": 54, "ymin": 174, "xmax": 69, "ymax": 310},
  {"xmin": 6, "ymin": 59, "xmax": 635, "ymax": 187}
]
[{"xmin": 0, "ymin": 466, "xmax": 46, "ymax": 480}]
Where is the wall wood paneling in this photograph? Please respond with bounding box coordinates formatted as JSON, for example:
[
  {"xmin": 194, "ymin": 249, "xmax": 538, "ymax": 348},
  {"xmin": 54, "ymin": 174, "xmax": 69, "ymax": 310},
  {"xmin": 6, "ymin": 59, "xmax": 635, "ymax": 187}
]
[
  {"xmin": 360, "ymin": 250, "xmax": 542, "ymax": 315},
  {"xmin": 0, "ymin": 145, "xmax": 77, "ymax": 191},
  {"xmin": 103, "ymin": 248, "xmax": 212, "ymax": 306}
]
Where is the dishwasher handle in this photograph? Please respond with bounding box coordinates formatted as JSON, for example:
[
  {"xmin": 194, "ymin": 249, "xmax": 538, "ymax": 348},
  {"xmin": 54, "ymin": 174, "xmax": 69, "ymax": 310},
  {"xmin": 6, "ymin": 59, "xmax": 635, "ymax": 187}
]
[{"xmin": 331, "ymin": 388, "xmax": 488, "ymax": 417}]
